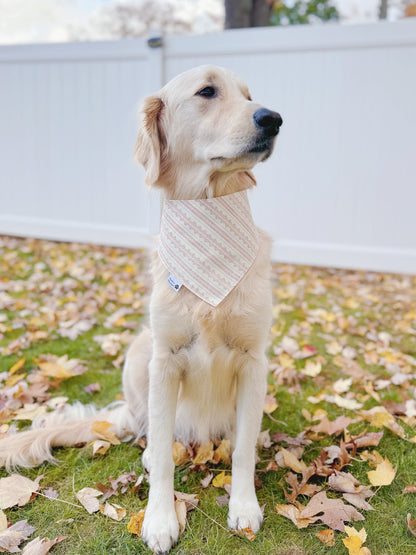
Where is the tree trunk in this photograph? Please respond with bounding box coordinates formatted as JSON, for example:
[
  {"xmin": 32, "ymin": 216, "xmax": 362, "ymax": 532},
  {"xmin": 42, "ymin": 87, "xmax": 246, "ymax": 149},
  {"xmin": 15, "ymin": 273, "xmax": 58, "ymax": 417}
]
[
  {"xmin": 379, "ymin": 0, "xmax": 388, "ymax": 19},
  {"xmin": 225, "ymin": 0, "xmax": 272, "ymax": 29}
]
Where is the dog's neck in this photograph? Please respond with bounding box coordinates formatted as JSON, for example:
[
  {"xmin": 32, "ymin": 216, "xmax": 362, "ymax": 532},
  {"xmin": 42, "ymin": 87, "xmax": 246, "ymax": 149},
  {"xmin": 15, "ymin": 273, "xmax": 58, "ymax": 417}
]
[{"xmin": 159, "ymin": 165, "xmax": 256, "ymax": 201}]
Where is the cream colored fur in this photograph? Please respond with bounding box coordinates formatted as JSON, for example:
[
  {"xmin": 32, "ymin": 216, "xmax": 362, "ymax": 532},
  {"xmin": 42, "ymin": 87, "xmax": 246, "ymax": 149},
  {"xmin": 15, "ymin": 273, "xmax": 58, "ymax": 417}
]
[{"xmin": 0, "ymin": 65, "xmax": 281, "ymax": 554}]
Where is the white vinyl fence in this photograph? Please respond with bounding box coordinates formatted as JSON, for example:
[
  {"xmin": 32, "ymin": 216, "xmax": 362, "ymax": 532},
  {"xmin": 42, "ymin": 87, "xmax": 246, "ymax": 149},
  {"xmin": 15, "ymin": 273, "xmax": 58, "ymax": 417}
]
[{"xmin": 1, "ymin": 20, "xmax": 415, "ymax": 274}]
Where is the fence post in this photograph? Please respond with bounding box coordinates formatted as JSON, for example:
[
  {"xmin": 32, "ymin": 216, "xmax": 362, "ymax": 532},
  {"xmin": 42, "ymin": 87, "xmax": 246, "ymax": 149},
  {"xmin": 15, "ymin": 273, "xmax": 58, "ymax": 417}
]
[{"xmin": 146, "ymin": 30, "xmax": 164, "ymax": 236}]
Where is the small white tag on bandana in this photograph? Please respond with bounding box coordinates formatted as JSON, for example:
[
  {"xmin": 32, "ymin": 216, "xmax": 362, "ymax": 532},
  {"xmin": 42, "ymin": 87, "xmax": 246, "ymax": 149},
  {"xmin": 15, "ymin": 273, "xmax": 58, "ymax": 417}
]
[
  {"xmin": 158, "ymin": 189, "xmax": 259, "ymax": 307},
  {"xmin": 167, "ymin": 274, "xmax": 182, "ymax": 292}
]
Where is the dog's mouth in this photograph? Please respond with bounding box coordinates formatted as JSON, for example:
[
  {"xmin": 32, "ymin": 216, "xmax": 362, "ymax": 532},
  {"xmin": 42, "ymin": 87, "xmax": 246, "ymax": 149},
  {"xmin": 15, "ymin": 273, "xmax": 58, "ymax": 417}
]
[{"xmin": 209, "ymin": 134, "xmax": 277, "ymax": 163}]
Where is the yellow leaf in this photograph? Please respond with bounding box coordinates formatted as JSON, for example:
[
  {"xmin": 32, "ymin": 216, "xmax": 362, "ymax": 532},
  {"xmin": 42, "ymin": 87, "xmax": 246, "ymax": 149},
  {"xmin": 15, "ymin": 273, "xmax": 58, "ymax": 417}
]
[
  {"xmin": 278, "ymin": 353, "xmax": 294, "ymax": 369},
  {"xmin": 213, "ymin": 440, "xmax": 231, "ymax": 465},
  {"xmin": 263, "ymin": 394, "xmax": 278, "ymax": 414},
  {"xmin": 345, "ymin": 526, "xmax": 367, "ymax": 543},
  {"xmin": 277, "ymin": 448, "xmax": 308, "ymax": 473},
  {"xmin": 172, "ymin": 441, "xmax": 191, "ymax": 466},
  {"xmin": 212, "ymin": 471, "xmax": 232, "ymax": 488},
  {"xmin": 343, "ymin": 535, "xmax": 364, "ymax": 554},
  {"xmin": 303, "ymin": 361, "xmax": 322, "ymax": 377},
  {"xmin": 316, "ymin": 529, "xmax": 335, "ymax": 546},
  {"xmin": 91, "ymin": 421, "xmax": 120, "ymax": 445},
  {"xmin": 192, "ymin": 442, "xmax": 214, "ymax": 465},
  {"xmin": 127, "ymin": 510, "xmax": 145, "ymax": 536},
  {"xmin": 36, "ymin": 361, "xmax": 73, "ymax": 378},
  {"xmin": 367, "ymin": 458, "xmax": 396, "ymax": 486},
  {"xmin": 92, "ymin": 440, "xmax": 111, "ymax": 455},
  {"xmin": 9, "ymin": 358, "xmax": 25, "ymax": 375}
]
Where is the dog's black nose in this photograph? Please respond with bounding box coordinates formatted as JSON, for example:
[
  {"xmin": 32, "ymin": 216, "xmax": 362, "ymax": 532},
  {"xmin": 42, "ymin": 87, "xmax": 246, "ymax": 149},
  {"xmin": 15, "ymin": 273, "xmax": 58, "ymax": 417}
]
[{"xmin": 253, "ymin": 108, "xmax": 283, "ymax": 137}]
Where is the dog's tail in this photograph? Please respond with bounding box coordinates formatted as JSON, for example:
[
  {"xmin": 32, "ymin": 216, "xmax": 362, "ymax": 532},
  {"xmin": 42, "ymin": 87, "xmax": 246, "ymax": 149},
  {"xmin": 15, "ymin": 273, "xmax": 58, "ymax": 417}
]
[{"xmin": 0, "ymin": 400, "xmax": 143, "ymax": 471}]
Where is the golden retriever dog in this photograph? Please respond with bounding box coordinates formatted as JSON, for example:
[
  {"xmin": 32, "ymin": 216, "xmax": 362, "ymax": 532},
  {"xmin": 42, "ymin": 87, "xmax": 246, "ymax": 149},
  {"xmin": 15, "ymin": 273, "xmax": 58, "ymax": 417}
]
[{"xmin": 0, "ymin": 65, "xmax": 282, "ymax": 553}]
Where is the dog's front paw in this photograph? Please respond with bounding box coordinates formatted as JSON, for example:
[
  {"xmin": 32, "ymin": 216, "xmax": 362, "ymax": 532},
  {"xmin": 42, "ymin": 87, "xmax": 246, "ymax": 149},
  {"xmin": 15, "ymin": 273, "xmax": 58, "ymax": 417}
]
[
  {"xmin": 228, "ymin": 498, "xmax": 263, "ymax": 533},
  {"xmin": 141, "ymin": 504, "xmax": 179, "ymax": 554}
]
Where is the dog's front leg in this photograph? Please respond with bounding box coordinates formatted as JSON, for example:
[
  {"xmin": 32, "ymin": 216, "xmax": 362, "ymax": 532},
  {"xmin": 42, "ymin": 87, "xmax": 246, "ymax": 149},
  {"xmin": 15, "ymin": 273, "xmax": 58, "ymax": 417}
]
[
  {"xmin": 141, "ymin": 354, "xmax": 180, "ymax": 553},
  {"xmin": 228, "ymin": 354, "xmax": 267, "ymax": 533}
]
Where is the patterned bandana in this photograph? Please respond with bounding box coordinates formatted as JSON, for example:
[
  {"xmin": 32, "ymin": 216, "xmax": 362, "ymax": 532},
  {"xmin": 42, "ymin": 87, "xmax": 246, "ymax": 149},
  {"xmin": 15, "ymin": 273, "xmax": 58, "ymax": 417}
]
[{"xmin": 158, "ymin": 189, "xmax": 259, "ymax": 307}]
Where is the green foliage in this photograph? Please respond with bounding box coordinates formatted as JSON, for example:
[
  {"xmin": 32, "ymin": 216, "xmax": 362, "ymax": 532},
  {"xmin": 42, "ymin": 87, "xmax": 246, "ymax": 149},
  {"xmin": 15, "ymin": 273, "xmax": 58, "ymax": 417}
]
[{"xmin": 271, "ymin": 0, "xmax": 340, "ymax": 26}]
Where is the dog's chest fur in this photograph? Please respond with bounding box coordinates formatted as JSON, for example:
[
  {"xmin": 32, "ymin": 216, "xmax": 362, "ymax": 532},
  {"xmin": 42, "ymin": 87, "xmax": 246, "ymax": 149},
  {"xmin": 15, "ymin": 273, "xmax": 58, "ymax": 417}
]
[{"xmin": 148, "ymin": 229, "xmax": 273, "ymax": 444}]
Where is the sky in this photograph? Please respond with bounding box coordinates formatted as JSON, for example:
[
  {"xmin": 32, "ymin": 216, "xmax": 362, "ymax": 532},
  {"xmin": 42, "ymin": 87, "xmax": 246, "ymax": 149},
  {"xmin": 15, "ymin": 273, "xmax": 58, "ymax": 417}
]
[{"xmin": 0, "ymin": 0, "xmax": 410, "ymax": 45}]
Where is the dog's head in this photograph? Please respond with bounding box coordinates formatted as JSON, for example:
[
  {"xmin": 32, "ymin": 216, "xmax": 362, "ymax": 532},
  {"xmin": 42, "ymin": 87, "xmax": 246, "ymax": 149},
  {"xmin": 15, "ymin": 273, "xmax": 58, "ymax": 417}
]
[{"xmin": 135, "ymin": 65, "xmax": 282, "ymax": 197}]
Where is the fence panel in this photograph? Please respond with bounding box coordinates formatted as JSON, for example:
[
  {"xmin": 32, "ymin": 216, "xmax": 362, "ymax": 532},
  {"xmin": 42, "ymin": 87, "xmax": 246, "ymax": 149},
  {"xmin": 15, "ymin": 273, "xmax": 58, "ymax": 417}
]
[{"xmin": 0, "ymin": 20, "xmax": 415, "ymax": 273}]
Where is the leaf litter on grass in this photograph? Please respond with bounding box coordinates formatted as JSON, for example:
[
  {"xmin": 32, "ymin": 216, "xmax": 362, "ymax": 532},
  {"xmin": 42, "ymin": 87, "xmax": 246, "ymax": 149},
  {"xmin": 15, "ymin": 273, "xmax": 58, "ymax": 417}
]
[{"xmin": 0, "ymin": 237, "xmax": 416, "ymax": 553}]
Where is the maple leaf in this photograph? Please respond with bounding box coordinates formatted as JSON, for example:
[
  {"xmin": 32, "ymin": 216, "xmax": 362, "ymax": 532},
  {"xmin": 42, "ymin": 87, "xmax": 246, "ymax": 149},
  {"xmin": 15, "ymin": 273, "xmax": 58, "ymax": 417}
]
[
  {"xmin": 367, "ymin": 458, "xmax": 396, "ymax": 486},
  {"xmin": 343, "ymin": 526, "xmax": 371, "ymax": 555},
  {"xmin": 301, "ymin": 491, "xmax": 365, "ymax": 531},
  {"xmin": 0, "ymin": 475, "xmax": 42, "ymax": 509},
  {"xmin": 309, "ymin": 415, "xmax": 353, "ymax": 436},
  {"xmin": 0, "ymin": 520, "xmax": 36, "ymax": 553},
  {"xmin": 275, "ymin": 503, "xmax": 318, "ymax": 529},
  {"xmin": 284, "ymin": 472, "xmax": 322, "ymax": 503}
]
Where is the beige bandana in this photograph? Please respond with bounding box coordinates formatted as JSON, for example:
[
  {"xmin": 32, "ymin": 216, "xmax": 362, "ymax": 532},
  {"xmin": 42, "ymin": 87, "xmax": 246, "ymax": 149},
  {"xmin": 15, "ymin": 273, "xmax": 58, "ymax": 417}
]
[{"xmin": 158, "ymin": 189, "xmax": 259, "ymax": 307}]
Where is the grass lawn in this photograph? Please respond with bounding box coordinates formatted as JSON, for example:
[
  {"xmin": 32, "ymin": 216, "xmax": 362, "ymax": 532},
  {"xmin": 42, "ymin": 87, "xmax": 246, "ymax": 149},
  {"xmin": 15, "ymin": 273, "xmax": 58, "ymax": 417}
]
[{"xmin": 1, "ymin": 235, "xmax": 416, "ymax": 554}]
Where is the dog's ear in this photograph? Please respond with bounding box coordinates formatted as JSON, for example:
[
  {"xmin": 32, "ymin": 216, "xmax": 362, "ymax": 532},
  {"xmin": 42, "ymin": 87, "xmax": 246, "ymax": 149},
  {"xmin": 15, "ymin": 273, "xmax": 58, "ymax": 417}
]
[{"xmin": 134, "ymin": 95, "xmax": 165, "ymax": 187}]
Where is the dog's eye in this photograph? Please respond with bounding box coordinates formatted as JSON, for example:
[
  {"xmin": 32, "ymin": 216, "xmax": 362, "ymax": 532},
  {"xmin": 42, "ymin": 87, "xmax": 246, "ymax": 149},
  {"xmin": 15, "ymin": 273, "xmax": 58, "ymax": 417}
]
[{"xmin": 196, "ymin": 86, "xmax": 217, "ymax": 98}]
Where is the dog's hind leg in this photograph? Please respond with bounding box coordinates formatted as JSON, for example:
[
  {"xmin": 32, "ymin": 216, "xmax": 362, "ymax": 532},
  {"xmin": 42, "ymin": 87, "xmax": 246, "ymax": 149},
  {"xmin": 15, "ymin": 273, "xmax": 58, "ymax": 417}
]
[{"xmin": 227, "ymin": 353, "xmax": 268, "ymax": 533}]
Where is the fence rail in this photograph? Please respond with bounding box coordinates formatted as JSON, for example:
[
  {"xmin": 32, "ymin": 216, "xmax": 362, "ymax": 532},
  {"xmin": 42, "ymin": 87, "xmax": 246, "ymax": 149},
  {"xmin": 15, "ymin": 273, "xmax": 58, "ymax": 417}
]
[{"xmin": 1, "ymin": 19, "xmax": 415, "ymax": 273}]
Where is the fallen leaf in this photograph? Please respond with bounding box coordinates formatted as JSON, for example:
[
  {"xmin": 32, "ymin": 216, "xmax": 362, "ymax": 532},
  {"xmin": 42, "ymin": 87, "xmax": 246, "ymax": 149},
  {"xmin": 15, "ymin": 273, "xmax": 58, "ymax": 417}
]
[
  {"xmin": 0, "ymin": 510, "xmax": 6, "ymax": 533},
  {"xmin": 275, "ymin": 503, "xmax": 318, "ymax": 529},
  {"xmin": 175, "ymin": 500, "xmax": 187, "ymax": 534},
  {"xmin": 192, "ymin": 442, "xmax": 214, "ymax": 465},
  {"xmin": 301, "ymin": 491, "xmax": 365, "ymax": 531},
  {"xmin": 403, "ymin": 484, "xmax": 416, "ymax": 494},
  {"xmin": 275, "ymin": 448, "xmax": 308, "ymax": 473},
  {"xmin": 0, "ymin": 520, "xmax": 36, "ymax": 553},
  {"xmin": 213, "ymin": 440, "xmax": 231, "ymax": 465},
  {"xmin": 42, "ymin": 488, "xmax": 58, "ymax": 500},
  {"xmin": 316, "ymin": 528, "xmax": 335, "ymax": 546},
  {"xmin": 127, "ymin": 510, "xmax": 145, "ymax": 536},
  {"xmin": 212, "ymin": 471, "xmax": 232, "ymax": 489},
  {"xmin": 21, "ymin": 535, "xmax": 66, "ymax": 554},
  {"xmin": 92, "ymin": 440, "xmax": 111, "ymax": 456},
  {"xmin": 76, "ymin": 487, "xmax": 102, "ymax": 514},
  {"xmin": 91, "ymin": 421, "xmax": 120, "ymax": 445},
  {"xmin": 240, "ymin": 527, "xmax": 255, "ymax": 541},
  {"xmin": 367, "ymin": 458, "xmax": 396, "ymax": 486},
  {"xmin": 99, "ymin": 502, "xmax": 126, "ymax": 521},
  {"xmin": 172, "ymin": 441, "xmax": 191, "ymax": 466},
  {"xmin": 343, "ymin": 525, "xmax": 370, "ymax": 554},
  {"xmin": 263, "ymin": 394, "xmax": 278, "ymax": 414},
  {"xmin": 200, "ymin": 472, "xmax": 214, "ymax": 489},
  {"xmin": 0, "ymin": 475, "xmax": 42, "ymax": 509},
  {"xmin": 407, "ymin": 513, "xmax": 416, "ymax": 537}
]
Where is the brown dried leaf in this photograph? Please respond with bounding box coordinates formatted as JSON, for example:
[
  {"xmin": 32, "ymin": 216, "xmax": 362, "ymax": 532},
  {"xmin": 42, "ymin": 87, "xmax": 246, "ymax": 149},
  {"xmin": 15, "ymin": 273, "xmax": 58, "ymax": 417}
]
[
  {"xmin": 404, "ymin": 484, "xmax": 416, "ymax": 494},
  {"xmin": 76, "ymin": 487, "xmax": 102, "ymax": 514},
  {"xmin": 21, "ymin": 535, "xmax": 66, "ymax": 555},
  {"xmin": 99, "ymin": 502, "xmax": 127, "ymax": 521},
  {"xmin": 275, "ymin": 503, "xmax": 318, "ymax": 529},
  {"xmin": 301, "ymin": 491, "xmax": 365, "ymax": 531},
  {"xmin": 0, "ymin": 520, "xmax": 36, "ymax": 553},
  {"xmin": 316, "ymin": 528, "xmax": 335, "ymax": 546},
  {"xmin": 0, "ymin": 474, "xmax": 42, "ymax": 509}
]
